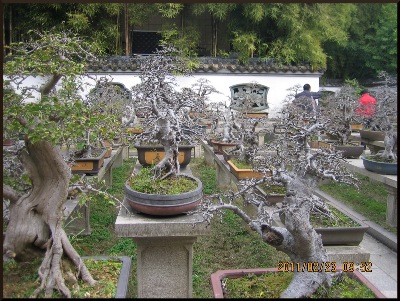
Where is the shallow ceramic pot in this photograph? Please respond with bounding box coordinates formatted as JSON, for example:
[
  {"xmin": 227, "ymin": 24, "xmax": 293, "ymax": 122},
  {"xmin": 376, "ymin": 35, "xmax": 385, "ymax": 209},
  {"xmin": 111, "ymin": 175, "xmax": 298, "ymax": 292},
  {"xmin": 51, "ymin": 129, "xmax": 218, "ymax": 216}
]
[
  {"xmin": 226, "ymin": 159, "xmax": 266, "ymax": 179},
  {"xmin": 135, "ymin": 144, "xmax": 194, "ymax": 167},
  {"xmin": 211, "ymin": 140, "xmax": 240, "ymax": 154},
  {"xmin": 278, "ymin": 210, "xmax": 369, "ymax": 246},
  {"xmin": 359, "ymin": 130, "xmax": 385, "ymax": 141},
  {"xmin": 69, "ymin": 148, "xmax": 107, "ymax": 175},
  {"xmin": 334, "ymin": 144, "xmax": 364, "ymax": 159},
  {"xmin": 361, "ymin": 155, "xmax": 397, "ymax": 175},
  {"xmin": 254, "ymin": 185, "xmax": 285, "ymax": 205},
  {"xmin": 125, "ymin": 174, "xmax": 203, "ymax": 216},
  {"xmin": 210, "ymin": 268, "xmax": 385, "ymax": 298},
  {"xmin": 308, "ymin": 141, "xmax": 332, "ymax": 149}
]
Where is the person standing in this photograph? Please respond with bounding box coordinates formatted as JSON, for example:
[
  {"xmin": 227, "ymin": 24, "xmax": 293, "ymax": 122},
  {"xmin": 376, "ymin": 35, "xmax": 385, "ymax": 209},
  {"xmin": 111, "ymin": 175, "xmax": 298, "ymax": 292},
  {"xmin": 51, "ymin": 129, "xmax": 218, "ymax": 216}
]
[
  {"xmin": 355, "ymin": 89, "xmax": 377, "ymax": 128},
  {"xmin": 294, "ymin": 84, "xmax": 323, "ymax": 116}
]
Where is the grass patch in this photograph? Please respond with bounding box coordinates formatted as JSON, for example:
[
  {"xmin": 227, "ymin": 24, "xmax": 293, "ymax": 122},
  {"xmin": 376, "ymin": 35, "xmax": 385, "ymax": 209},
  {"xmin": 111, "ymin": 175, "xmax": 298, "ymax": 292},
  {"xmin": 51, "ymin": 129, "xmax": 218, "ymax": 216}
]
[
  {"xmin": 223, "ymin": 272, "xmax": 376, "ymax": 298},
  {"xmin": 3, "ymin": 257, "xmax": 123, "ymax": 298},
  {"xmin": 318, "ymin": 173, "xmax": 396, "ymax": 234}
]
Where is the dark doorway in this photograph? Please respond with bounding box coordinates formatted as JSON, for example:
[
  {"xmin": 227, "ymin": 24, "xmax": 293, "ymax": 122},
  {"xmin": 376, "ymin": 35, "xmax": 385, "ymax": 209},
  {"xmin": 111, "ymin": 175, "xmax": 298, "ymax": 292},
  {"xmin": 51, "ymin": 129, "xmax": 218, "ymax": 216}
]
[{"xmin": 131, "ymin": 31, "xmax": 162, "ymax": 55}]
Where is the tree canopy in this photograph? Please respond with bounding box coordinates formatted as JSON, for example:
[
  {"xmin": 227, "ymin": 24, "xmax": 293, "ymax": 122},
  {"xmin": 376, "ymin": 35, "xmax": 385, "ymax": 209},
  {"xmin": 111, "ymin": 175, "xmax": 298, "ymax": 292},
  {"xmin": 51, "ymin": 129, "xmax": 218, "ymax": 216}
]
[{"xmin": 3, "ymin": 3, "xmax": 397, "ymax": 81}]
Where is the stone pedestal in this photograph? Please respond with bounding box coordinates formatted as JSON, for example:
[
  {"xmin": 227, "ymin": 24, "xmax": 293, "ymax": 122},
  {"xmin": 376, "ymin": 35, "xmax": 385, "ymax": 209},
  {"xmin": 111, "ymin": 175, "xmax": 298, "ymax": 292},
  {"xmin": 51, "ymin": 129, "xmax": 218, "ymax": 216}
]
[
  {"xmin": 385, "ymin": 186, "xmax": 397, "ymax": 227},
  {"xmin": 115, "ymin": 203, "xmax": 210, "ymax": 298}
]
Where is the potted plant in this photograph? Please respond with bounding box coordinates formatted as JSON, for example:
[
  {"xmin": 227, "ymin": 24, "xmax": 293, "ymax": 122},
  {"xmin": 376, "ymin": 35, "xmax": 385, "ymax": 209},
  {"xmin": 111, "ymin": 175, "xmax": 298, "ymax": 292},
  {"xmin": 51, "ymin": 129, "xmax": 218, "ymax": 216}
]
[
  {"xmin": 320, "ymin": 82, "xmax": 365, "ymax": 159},
  {"xmin": 360, "ymin": 72, "xmax": 397, "ymax": 175},
  {"xmin": 125, "ymin": 46, "xmax": 220, "ymax": 216},
  {"xmin": 193, "ymin": 92, "xmax": 363, "ymax": 298},
  {"xmin": 278, "ymin": 202, "xmax": 369, "ymax": 246}
]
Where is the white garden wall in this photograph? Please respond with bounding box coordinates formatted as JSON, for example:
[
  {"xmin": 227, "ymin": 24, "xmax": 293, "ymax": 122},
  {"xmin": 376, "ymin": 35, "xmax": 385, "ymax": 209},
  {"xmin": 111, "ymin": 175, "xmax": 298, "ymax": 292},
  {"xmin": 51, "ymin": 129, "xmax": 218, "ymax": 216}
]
[{"xmin": 5, "ymin": 71, "xmax": 323, "ymax": 118}]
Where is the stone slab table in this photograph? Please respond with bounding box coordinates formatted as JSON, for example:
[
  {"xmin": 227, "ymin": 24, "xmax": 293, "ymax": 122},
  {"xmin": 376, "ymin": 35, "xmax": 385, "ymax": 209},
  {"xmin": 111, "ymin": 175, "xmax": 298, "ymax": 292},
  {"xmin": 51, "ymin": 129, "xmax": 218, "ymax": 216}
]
[{"xmin": 115, "ymin": 203, "xmax": 210, "ymax": 298}]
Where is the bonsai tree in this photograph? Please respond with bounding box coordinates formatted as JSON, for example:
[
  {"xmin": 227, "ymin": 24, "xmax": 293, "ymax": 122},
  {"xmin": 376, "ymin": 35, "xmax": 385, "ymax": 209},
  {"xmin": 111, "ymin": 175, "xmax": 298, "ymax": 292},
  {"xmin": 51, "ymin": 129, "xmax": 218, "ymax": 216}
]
[
  {"xmin": 2, "ymin": 30, "xmax": 124, "ymax": 298},
  {"xmin": 367, "ymin": 71, "xmax": 397, "ymax": 161},
  {"xmin": 320, "ymin": 82, "xmax": 363, "ymax": 145},
  {"xmin": 193, "ymin": 97, "xmax": 359, "ymax": 298},
  {"xmin": 129, "ymin": 46, "xmax": 220, "ymax": 178}
]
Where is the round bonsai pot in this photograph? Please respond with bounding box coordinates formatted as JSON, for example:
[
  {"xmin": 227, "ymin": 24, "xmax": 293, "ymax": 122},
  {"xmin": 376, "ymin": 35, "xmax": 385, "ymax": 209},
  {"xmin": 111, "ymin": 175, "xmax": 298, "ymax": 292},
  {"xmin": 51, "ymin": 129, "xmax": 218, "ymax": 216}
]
[
  {"xmin": 361, "ymin": 155, "xmax": 397, "ymax": 175},
  {"xmin": 125, "ymin": 174, "xmax": 203, "ymax": 216}
]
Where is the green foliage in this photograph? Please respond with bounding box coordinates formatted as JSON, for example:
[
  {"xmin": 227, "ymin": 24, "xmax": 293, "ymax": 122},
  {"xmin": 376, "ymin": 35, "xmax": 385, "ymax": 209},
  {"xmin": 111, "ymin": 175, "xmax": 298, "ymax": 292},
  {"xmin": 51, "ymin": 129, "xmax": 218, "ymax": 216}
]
[
  {"xmin": 231, "ymin": 31, "xmax": 259, "ymax": 63},
  {"xmin": 325, "ymin": 3, "xmax": 397, "ymax": 79},
  {"xmin": 160, "ymin": 24, "xmax": 200, "ymax": 59}
]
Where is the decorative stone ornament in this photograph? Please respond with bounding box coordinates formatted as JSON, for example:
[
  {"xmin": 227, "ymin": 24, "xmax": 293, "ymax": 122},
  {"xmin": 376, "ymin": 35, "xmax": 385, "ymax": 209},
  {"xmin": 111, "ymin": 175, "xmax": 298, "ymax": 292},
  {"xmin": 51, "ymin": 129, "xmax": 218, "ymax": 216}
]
[{"xmin": 229, "ymin": 83, "xmax": 269, "ymax": 113}]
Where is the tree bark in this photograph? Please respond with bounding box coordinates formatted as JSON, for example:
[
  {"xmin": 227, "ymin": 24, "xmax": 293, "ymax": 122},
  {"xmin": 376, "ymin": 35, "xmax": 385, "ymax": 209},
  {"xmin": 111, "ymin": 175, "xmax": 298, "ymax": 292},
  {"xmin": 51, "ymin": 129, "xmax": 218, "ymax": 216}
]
[{"xmin": 3, "ymin": 140, "xmax": 95, "ymax": 297}]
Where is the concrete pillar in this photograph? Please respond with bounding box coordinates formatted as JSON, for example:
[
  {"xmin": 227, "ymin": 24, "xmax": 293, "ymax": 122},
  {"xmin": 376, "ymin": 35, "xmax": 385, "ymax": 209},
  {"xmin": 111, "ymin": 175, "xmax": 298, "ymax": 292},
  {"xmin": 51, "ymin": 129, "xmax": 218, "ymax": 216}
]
[
  {"xmin": 115, "ymin": 206, "xmax": 210, "ymax": 298},
  {"xmin": 385, "ymin": 185, "xmax": 397, "ymax": 227}
]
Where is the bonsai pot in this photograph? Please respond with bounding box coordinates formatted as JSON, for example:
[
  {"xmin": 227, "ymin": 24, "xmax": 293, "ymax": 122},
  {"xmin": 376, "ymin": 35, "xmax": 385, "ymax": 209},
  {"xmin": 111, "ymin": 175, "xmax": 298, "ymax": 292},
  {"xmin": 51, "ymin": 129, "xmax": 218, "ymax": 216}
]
[
  {"xmin": 226, "ymin": 159, "xmax": 267, "ymax": 180},
  {"xmin": 211, "ymin": 140, "xmax": 240, "ymax": 154},
  {"xmin": 308, "ymin": 141, "xmax": 332, "ymax": 149},
  {"xmin": 278, "ymin": 209, "xmax": 369, "ymax": 246},
  {"xmin": 351, "ymin": 124, "xmax": 363, "ymax": 132},
  {"xmin": 3, "ymin": 138, "xmax": 15, "ymax": 146},
  {"xmin": 359, "ymin": 129, "xmax": 385, "ymax": 141},
  {"xmin": 125, "ymin": 174, "xmax": 203, "ymax": 216},
  {"xmin": 69, "ymin": 148, "xmax": 107, "ymax": 175},
  {"xmin": 222, "ymin": 148, "xmax": 240, "ymax": 162},
  {"xmin": 242, "ymin": 112, "xmax": 269, "ymax": 118},
  {"xmin": 135, "ymin": 144, "xmax": 194, "ymax": 167},
  {"xmin": 361, "ymin": 155, "xmax": 397, "ymax": 175},
  {"xmin": 333, "ymin": 144, "xmax": 364, "ymax": 159},
  {"xmin": 126, "ymin": 127, "xmax": 143, "ymax": 134},
  {"xmin": 210, "ymin": 268, "xmax": 385, "ymax": 298},
  {"xmin": 254, "ymin": 184, "xmax": 286, "ymax": 205}
]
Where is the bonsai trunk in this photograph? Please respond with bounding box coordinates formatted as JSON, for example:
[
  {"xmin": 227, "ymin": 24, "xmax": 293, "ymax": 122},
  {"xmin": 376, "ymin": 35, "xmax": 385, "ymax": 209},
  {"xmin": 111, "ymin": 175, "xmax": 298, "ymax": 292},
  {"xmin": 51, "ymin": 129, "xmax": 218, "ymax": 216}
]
[
  {"xmin": 382, "ymin": 127, "xmax": 397, "ymax": 160},
  {"xmin": 262, "ymin": 193, "xmax": 332, "ymax": 298},
  {"xmin": 3, "ymin": 140, "xmax": 95, "ymax": 298},
  {"xmin": 153, "ymin": 117, "xmax": 180, "ymax": 178}
]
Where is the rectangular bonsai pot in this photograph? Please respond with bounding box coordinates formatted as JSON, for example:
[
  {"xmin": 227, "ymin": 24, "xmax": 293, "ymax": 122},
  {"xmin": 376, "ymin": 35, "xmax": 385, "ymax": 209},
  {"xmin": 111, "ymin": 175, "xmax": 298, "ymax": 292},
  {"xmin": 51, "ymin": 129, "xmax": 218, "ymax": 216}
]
[
  {"xmin": 226, "ymin": 159, "xmax": 266, "ymax": 179},
  {"xmin": 69, "ymin": 148, "xmax": 107, "ymax": 175},
  {"xmin": 135, "ymin": 144, "xmax": 194, "ymax": 167},
  {"xmin": 210, "ymin": 268, "xmax": 385, "ymax": 298}
]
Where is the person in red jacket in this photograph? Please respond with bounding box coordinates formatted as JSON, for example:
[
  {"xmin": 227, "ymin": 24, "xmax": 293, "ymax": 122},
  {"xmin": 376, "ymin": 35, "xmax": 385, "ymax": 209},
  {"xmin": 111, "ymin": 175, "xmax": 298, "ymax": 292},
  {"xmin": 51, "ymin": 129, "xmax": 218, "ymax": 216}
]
[{"xmin": 355, "ymin": 89, "xmax": 376, "ymax": 128}]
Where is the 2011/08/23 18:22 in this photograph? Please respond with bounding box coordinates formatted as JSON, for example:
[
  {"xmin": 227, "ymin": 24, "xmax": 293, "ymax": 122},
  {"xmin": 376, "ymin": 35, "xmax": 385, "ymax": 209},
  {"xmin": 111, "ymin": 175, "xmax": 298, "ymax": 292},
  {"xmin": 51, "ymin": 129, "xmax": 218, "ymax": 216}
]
[{"xmin": 277, "ymin": 261, "xmax": 373, "ymax": 273}]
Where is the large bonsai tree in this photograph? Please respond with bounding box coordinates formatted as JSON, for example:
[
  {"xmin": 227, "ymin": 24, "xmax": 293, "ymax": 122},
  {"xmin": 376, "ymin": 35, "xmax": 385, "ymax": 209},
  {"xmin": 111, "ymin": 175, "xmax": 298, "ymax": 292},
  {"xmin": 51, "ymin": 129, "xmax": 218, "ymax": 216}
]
[
  {"xmin": 194, "ymin": 97, "xmax": 359, "ymax": 298},
  {"xmin": 320, "ymin": 82, "xmax": 363, "ymax": 145},
  {"xmin": 130, "ymin": 46, "xmax": 220, "ymax": 178},
  {"xmin": 2, "ymin": 30, "xmax": 123, "ymax": 298},
  {"xmin": 367, "ymin": 71, "xmax": 397, "ymax": 161}
]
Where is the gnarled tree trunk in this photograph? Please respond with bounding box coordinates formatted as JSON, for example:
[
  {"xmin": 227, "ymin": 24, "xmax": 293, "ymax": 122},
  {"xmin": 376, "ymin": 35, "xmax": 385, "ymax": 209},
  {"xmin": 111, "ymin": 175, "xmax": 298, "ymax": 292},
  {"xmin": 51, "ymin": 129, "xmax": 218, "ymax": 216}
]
[{"xmin": 3, "ymin": 140, "xmax": 95, "ymax": 298}]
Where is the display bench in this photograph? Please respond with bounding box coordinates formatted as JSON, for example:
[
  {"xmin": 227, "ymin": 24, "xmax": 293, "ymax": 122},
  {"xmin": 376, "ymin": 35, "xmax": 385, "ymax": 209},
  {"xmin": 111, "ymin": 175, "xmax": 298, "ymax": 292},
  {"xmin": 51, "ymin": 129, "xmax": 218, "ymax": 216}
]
[
  {"xmin": 63, "ymin": 146, "xmax": 129, "ymax": 235},
  {"xmin": 344, "ymin": 158, "xmax": 397, "ymax": 227}
]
